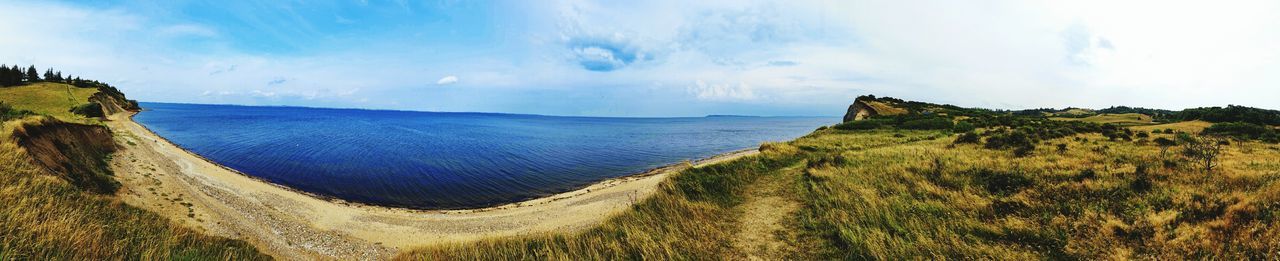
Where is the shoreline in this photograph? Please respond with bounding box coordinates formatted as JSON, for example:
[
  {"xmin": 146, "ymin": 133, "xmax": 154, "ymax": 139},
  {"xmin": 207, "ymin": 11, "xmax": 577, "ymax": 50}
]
[
  {"xmin": 107, "ymin": 111, "xmax": 760, "ymax": 259},
  {"xmin": 126, "ymin": 111, "xmax": 757, "ymax": 213}
]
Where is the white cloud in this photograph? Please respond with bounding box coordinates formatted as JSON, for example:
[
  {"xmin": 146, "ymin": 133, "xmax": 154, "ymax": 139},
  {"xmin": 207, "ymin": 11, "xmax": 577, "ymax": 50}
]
[
  {"xmin": 250, "ymin": 90, "xmax": 277, "ymax": 97},
  {"xmin": 689, "ymin": 80, "xmax": 757, "ymax": 102},
  {"xmin": 436, "ymin": 75, "xmax": 459, "ymax": 85}
]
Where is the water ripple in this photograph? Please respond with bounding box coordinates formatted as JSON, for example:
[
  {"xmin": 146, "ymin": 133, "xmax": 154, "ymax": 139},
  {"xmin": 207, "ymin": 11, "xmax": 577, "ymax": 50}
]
[{"xmin": 135, "ymin": 103, "xmax": 835, "ymax": 209}]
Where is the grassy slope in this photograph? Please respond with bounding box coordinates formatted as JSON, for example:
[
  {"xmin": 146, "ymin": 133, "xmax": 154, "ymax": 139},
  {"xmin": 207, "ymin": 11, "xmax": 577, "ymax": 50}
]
[
  {"xmin": 0, "ymin": 85, "xmax": 268, "ymax": 259},
  {"xmin": 801, "ymin": 129, "xmax": 1280, "ymax": 259},
  {"xmin": 1131, "ymin": 120, "xmax": 1214, "ymax": 133},
  {"xmin": 405, "ymin": 123, "xmax": 1280, "ymax": 259},
  {"xmin": 1051, "ymin": 113, "xmax": 1154, "ymax": 126},
  {"xmin": 0, "ymin": 82, "xmax": 100, "ymax": 122}
]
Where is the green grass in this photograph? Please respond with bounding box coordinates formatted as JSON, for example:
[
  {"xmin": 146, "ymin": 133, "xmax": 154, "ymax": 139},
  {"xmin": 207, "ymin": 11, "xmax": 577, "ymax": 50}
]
[{"xmin": 0, "ymin": 82, "xmax": 100, "ymax": 122}]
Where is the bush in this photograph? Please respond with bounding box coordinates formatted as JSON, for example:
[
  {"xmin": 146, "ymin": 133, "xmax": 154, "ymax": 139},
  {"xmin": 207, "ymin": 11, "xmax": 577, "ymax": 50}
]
[
  {"xmin": 985, "ymin": 130, "xmax": 1033, "ymax": 150},
  {"xmin": 69, "ymin": 102, "xmax": 104, "ymax": 118},
  {"xmin": 972, "ymin": 169, "xmax": 1033, "ymax": 196},
  {"xmin": 1183, "ymin": 136, "xmax": 1226, "ymax": 173},
  {"xmin": 1263, "ymin": 132, "xmax": 1280, "ymax": 144},
  {"xmin": 952, "ymin": 121, "xmax": 976, "ymax": 133},
  {"xmin": 1202, "ymin": 122, "xmax": 1274, "ymax": 141},
  {"xmin": 1013, "ymin": 144, "xmax": 1035, "ymax": 157},
  {"xmin": 833, "ymin": 120, "xmax": 884, "ymax": 130},
  {"xmin": 954, "ymin": 131, "xmax": 981, "ymax": 144},
  {"xmin": 0, "ymin": 101, "xmax": 35, "ymax": 121},
  {"xmin": 900, "ymin": 117, "xmax": 955, "ymax": 130},
  {"xmin": 1131, "ymin": 164, "xmax": 1153, "ymax": 192}
]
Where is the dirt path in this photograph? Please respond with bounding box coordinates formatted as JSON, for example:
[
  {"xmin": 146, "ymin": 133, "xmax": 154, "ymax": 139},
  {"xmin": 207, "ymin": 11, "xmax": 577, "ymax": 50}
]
[
  {"xmin": 105, "ymin": 112, "xmax": 758, "ymax": 260},
  {"xmin": 732, "ymin": 164, "xmax": 805, "ymax": 260}
]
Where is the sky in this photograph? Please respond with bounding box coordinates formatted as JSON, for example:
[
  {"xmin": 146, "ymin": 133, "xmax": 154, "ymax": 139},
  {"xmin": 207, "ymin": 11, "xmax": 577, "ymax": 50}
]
[{"xmin": 0, "ymin": 0, "xmax": 1277, "ymax": 117}]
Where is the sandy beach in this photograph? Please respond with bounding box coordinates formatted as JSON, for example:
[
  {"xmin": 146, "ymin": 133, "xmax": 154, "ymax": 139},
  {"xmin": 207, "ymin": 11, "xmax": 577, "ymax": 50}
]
[{"xmin": 104, "ymin": 112, "xmax": 758, "ymax": 260}]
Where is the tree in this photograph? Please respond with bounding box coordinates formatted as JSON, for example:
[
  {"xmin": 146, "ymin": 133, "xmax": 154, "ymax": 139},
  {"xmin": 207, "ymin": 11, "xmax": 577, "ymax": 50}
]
[
  {"xmin": 1182, "ymin": 136, "xmax": 1225, "ymax": 173},
  {"xmin": 1153, "ymin": 137, "xmax": 1176, "ymax": 157},
  {"xmin": 0, "ymin": 64, "xmax": 13, "ymax": 86},
  {"xmin": 43, "ymin": 68, "xmax": 53, "ymax": 81},
  {"xmin": 8, "ymin": 65, "xmax": 20, "ymax": 85},
  {"xmin": 25, "ymin": 65, "xmax": 39, "ymax": 82}
]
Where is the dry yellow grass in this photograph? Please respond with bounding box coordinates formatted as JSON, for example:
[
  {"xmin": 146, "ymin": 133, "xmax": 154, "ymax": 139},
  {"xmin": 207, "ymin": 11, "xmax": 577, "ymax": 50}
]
[
  {"xmin": 1131, "ymin": 120, "xmax": 1214, "ymax": 133},
  {"xmin": 801, "ymin": 129, "xmax": 1280, "ymax": 259},
  {"xmin": 1051, "ymin": 113, "xmax": 1154, "ymax": 126},
  {"xmin": 407, "ymin": 126, "xmax": 1280, "ymax": 259},
  {"xmin": 864, "ymin": 100, "xmax": 910, "ymax": 116}
]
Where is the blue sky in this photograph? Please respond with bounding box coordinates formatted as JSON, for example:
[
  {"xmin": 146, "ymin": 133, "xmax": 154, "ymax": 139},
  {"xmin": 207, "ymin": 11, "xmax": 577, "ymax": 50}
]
[{"xmin": 1, "ymin": 0, "xmax": 1278, "ymax": 116}]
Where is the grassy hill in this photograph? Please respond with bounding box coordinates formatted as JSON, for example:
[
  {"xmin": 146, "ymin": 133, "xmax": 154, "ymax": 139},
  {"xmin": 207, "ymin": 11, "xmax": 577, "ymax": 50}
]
[
  {"xmin": 0, "ymin": 82, "xmax": 101, "ymax": 122},
  {"xmin": 403, "ymin": 97, "xmax": 1280, "ymax": 259},
  {"xmin": 1131, "ymin": 120, "xmax": 1215, "ymax": 133},
  {"xmin": 0, "ymin": 81, "xmax": 267, "ymax": 259},
  {"xmin": 1050, "ymin": 113, "xmax": 1155, "ymax": 126}
]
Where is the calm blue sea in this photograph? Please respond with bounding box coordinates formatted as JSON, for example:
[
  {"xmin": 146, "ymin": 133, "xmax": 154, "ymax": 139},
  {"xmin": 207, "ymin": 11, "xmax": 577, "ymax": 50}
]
[{"xmin": 134, "ymin": 102, "xmax": 836, "ymax": 209}]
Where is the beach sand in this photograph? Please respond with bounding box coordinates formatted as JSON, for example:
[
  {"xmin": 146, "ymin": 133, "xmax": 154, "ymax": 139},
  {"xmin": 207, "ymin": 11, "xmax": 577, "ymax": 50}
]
[{"xmin": 105, "ymin": 112, "xmax": 757, "ymax": 260}]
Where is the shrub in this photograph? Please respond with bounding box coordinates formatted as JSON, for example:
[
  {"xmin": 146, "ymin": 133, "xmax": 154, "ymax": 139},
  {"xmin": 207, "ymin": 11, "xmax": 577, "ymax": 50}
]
[
  {"xmin": 1101, "ymin": 124, "xmax": 1132, "ymax": 141},
  {"xmin": 900, "ymin": 117, "xmax": 954, "ymax": 130},
  {"xmin": 985, "ymin": 130, "xmax": 1033, "ymax": 150},
  {"xmin": 1183, "ymin": 136, "xmax": 1226, "ymax": 173},
  {"xmin": 954, "ymin": 131, "xmax": 981, "ymax": 144},
  {"xmin": 1131, "ymin": 164, "xmax": 1153, "ymax": 192},
  {"xmin": 833, "ymin": 120, "xmax": 883, "ymax": 131},
  {"xmin": 952, "ymin": 121, "xmax": 976, "ymax": 133},
  {"xmin": 0, "ymin": 101, "xmax": 34, "ymax": 121},
  {"xmin": 1203, "ymin": 122, "xmax": 1273, "ymax": 140},
  {"xmin": 1013, "ymin": 144, "xmax": 1035, "ymax": 157},
  {"xmin": 69, "ymin": 102, "xmax": 104, "ymax": 118},
  {"xmin": 1074, "ymin": 169, "xmax": 1096, "ymax": 181},
  {"xmin": 1263, "ymin": 132, "xmax": 1280, "ymax": 144},
  {"xmin": 1154, "ymin": 137, "xmax": 1177, "ymax": 156},
  {"xmin": 972, "ymin": 169, "xmax": 1033, "ymax": 196}
]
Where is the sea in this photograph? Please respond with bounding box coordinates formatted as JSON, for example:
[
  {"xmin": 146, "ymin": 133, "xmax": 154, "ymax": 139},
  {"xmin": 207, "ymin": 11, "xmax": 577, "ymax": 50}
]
[{"xmin": 134, "ymin": 102, "xmax": 836, "ymax": 209}]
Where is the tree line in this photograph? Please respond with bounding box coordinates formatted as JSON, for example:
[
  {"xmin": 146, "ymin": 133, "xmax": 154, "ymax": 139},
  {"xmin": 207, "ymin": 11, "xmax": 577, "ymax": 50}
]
[{"xmin": 0, "ymin": 64, "xmax": 112, "ymax": 89}]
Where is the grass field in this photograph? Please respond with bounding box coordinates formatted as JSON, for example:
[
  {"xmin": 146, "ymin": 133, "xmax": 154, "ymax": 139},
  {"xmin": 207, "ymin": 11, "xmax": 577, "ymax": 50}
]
[
  {"xmin": 403, "ymin": 124, "xmax": 1280, "ymax": 259},
  {"xmin": 1130, "ymin": 120, "xmax": 1214, "ymax": 133},
  {"xmin": 0, "ymin": 82, "xmax": 100, "ymax": 122},
  {"xmin": 1051, "ymin": 113, "xmax": 1155, "ymax": 126}
]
